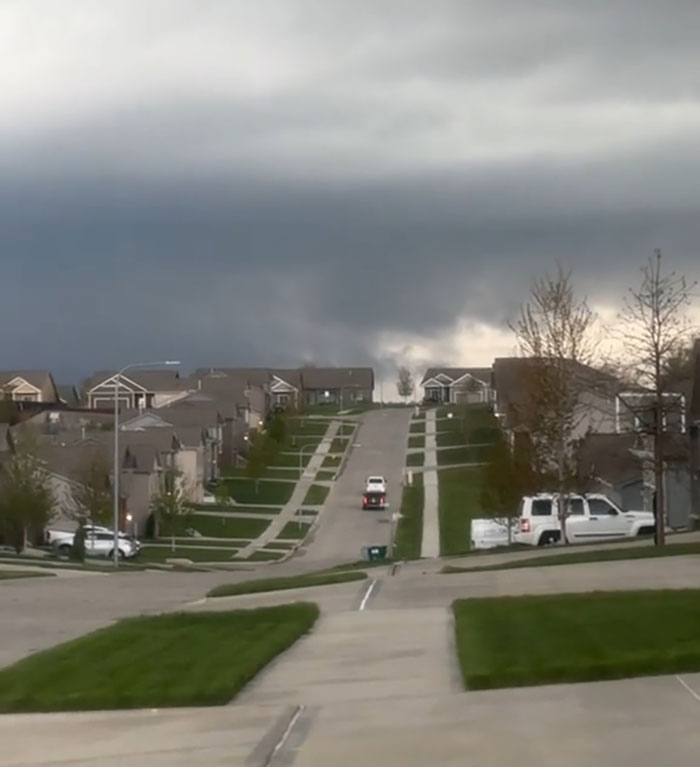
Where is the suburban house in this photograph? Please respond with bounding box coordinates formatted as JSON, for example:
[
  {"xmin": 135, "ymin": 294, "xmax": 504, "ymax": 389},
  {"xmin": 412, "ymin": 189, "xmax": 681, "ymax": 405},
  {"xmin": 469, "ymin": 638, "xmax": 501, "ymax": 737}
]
[
  {"xmin": 194, "ymin": 367, "xmax": 302, "ymax": 411},
  {"xmin": 492, "ymin": 357, "xmax": 622, "ymax": 443},
  {"xmin": 421, "ymin": 367, "xmax": 494, "ymax": 405},
  {"xmin": 82, "ymin": 370, "xmax": 192, "ymax": 411},
  {"xmin": 577, "ymin": 431, "xmax": 692, "ymax": 530},
  {"xmin": 299, "ymin": 367, "xmax": 374, "ymax": 408},
  {"xmin": 0, "ymin": 370, "xmax": 59, "ymax": 403}
]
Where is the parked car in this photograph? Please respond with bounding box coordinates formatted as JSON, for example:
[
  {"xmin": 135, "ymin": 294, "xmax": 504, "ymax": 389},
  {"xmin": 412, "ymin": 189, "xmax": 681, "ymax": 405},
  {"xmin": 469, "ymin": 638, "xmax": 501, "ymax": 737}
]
[
  {"xmin": 365, "ymin": 475, "xmax": 387, "ymax": 493},
  {"xmin": 48, "ymin": 526, "xmax": 141, "ymax": 560},
  {"xmin": 362, "ymin": 490, "xmax": 387, "ymax": 511},
  {"xmin": 514, "ymin": 493, "xmax": 656, "ymax": 547}
]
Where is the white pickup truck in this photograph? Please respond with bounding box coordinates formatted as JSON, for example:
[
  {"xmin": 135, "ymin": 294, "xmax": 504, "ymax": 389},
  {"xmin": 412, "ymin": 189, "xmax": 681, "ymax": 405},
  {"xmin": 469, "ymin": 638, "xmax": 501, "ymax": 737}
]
[
  {"xmin": 515, "ymin": 493, "xmax": 656, "ymax": 547},
  {"xmin": 47, "ymin": 526, "xmax": 140, "ymax": 560}
]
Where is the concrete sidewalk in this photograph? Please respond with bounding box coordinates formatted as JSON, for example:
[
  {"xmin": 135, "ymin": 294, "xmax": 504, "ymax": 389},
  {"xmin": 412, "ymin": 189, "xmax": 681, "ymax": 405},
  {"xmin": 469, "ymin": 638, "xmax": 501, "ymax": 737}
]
[
  {"xmin": 236, "ymin": 420, "xmax": 340, "ymax": 559},
  {"xmin": 420, "ymin": 409, "xmax": 440, "ymax": 558}
]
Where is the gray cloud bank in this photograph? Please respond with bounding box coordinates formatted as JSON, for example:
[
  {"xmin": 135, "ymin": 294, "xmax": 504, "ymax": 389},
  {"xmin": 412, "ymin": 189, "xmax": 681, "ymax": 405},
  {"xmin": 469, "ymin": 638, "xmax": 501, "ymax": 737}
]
[{"xmin": 1, "ymin": 0, "xmax": 700, "ymax": 380}]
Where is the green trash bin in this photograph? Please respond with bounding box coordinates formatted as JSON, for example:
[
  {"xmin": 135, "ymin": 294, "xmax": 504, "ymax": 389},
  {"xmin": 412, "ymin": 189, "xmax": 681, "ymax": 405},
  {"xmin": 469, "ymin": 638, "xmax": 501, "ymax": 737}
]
[{"xmin": 367, "ymin": 545, "xmax": 388, "ymax": 562}]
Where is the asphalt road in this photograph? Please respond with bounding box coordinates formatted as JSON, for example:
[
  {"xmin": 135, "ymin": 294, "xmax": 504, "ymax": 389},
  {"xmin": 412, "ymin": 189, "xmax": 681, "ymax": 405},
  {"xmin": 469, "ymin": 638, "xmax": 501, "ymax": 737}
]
[{"xmin": 297, "ymin": 408, "xmax": 411, "ymax": 569}]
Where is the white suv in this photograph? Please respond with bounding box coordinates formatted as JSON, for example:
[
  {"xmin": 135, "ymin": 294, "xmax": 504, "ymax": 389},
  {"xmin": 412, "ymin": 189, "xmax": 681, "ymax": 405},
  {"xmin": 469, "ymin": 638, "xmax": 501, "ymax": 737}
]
[
  {"xmin": 365, "ymin": 476, "xmax": 387, "ymax": 493},
  {"xmin": 515, "ymin": 493, "xmax": 656, "ymax": 547},
  {"xmin": 51, "ymin": 526, "xmax": 140, "ymax": 560}
]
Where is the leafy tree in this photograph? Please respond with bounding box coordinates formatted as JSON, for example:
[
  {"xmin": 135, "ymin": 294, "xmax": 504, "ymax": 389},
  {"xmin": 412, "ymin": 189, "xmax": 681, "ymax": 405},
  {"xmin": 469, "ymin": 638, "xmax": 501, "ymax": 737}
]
[
  {"xmin": 267, "ymin": 413, "xmax": 287, "ymax": 447},
  {"xmin": 245, "ymin": 428, "xmax": 275, "ymax": 494},
  {"xmin": 150, "ymin": 465, "xmax": 192, "ymax": 551},
  {"xmin": 396, "ymin": 366, "xmax": 415, "ymax": 402},
  {"xmin": 480, "ymin": 436, "xmax": 537, "ymax": 543},
  {"xmin": 0, "ymin": 429, "xmax": 53, "ymax": 553},
  {"xmin": 70, "ymin": 449, "xmax": 112, "ymax": 528}
]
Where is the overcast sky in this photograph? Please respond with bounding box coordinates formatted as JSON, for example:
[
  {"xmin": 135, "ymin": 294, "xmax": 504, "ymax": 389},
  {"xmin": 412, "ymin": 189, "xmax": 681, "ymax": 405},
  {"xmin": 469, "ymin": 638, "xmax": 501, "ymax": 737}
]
[{"xmin": 2, "ymin": 0, "xmax": 700, "ymax": 385}]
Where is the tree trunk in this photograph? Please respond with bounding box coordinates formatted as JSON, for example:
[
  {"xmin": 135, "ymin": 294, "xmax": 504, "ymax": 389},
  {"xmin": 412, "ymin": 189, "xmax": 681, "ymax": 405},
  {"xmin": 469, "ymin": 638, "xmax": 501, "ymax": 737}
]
[{"xmin": 654, "ymin": 401, "xmax": 666, "ymax": 547}]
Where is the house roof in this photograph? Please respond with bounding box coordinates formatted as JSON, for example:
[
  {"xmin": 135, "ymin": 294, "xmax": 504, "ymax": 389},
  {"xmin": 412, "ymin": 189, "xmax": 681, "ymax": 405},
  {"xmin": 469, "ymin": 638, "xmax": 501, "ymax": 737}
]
[
  {"xmin": 82, "ymin": 369, "xmax": 188, "ymax": 394},
  {"xmin": 420, "ymin": 367, "xmax": 492, "ymax": 386},
  {"xmin": 299, "ymin": 367, "xmax": 374, "ymax": 390},
  {"xmin": 40, "ymin": 443, "xmax": 112, "ymax": 484},
  {"xmin": 56, "ymin": 385, "xmax": 80, "ymax": 407},
  {"xmin": 0, "ymin": 370, "xmax": 57, "ymax": 395},
  {"xmin": 194, "ymin": 367, "xmax": 302, "ymax": 390}
]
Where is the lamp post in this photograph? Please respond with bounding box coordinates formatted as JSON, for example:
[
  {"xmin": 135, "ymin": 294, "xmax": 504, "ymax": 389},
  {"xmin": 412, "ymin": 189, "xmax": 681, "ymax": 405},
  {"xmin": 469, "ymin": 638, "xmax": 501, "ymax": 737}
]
[{"xmin": 113, "ymin": 360, "xmax": 179, "ymax": 567}]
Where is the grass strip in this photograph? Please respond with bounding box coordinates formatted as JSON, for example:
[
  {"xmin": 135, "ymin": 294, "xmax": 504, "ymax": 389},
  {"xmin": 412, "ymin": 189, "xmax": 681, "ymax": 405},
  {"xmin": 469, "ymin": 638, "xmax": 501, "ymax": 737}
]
[
  {"xmin": 394, "ymin": 475, "xmax": 424, "ymax": 560},
  {"xmin": 438, "ymin": 466, "xmax": 481, "ymax": 556},
  {"xmin": 208, "ymin": 570, "xmax": 367, "ymax": 598},
  {"xmin": 0, "ymin": 570, "xmax": 53, "ymax": 581},
  {"xmin": 0, "ymin": 605, "xmax": 319, "ymax": 712},
  {"xmin": 453, "ymin": 590, "xmax": 700, "ymax": 690},
  {"xmin": 303, "ymin": 484, "xmax": 330, "ymax": 505},
  {"xmin": 444, "ymin": 541, "xmax": 700, "ymax": 573}
]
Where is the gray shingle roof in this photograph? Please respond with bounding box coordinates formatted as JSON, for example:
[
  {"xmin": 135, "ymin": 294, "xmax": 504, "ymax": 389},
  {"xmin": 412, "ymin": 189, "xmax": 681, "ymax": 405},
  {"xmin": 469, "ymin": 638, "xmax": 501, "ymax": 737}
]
[
  {"xmin": 299, "ymin": 367, "xmax": 374, "ymax": 390},
  {"xmin": 83, "ymin": 369, "xmax": 188, "ymax": 394},
  {"xmin": 420, "ymin": 367, "xmax": 492, "ymax": 386}
]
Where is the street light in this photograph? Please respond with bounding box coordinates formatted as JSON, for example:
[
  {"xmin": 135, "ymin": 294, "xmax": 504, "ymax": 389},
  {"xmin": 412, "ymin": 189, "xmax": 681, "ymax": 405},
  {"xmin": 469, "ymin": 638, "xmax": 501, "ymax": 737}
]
[{"xmin": 113, "ymin": 360, "xmax": 179, "ymax": 567}]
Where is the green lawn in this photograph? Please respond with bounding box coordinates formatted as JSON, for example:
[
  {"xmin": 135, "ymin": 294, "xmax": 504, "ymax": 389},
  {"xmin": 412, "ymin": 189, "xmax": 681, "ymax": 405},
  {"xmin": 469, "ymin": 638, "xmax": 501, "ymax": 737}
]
[
  {"xmin": 278, "ymin": 521, "xmax": 311, "ymax": 539},
  {"xmin": 436, "ymin": 445, "xmax": 492, "ymax": 466},
  {"xmin": 406, "ymin": 451, "xmax": 424, "ymax": 467},
  {"xmin": 408, "ymin": 435, "xmax": 425, "ymax": 449},
  {"xmin": 223, "ymin": 467, "xmax": 300, "ymax": 481},
  {"xmin": 315, "ymin": 470, "xmax": 336, "ymax": 481},
  {"xmin": 181, "ymin": 515, "xmax": 269, "ymax": 539},
  {"xmin": 303, "ymin": 484, "xmax": 330, "ymax": 505},
  {"xmin": 223, "ymin": 479, "xmax": 295, "ymax": 506},
  {"xmin": 322, "ymin": 455, "xmax": 341, "ymax": 468},
  {"xmin": 453, "ymin": 591, "xmax": 700, "ymax": 690},
  {"xmin": 445, "ymin": 541, "xmax": 700, "ymax": 573},
  {"xmin": 138, "ymin": 546, "xmax": 239, "ymax": 563},
  {"xmin": 438, "ymin": 466, "xmax": 481, "ymax": 556},
  {"xmin": 274, "ymin": 452, "xmax": 314, "ymax": 468},
  {"xmin": 337, "ymin": 423, "xmax": 357, "ymax": 436},
  {"xmin": 0, "ymin": 605, "xmax": 319, "ymax": 712},
  {"xmin": 409, "ymin": 420, "xmax": 426, "ymax": 434},
  {"xmin": 263, "ymin": 541, "xmax": 295, "ymax": 550},
  {"xmin": 394, "ymin": 475, "xmax": 424, "ymax": 560},
  {"xmin": 329, "ymin": 437, "xmax": 349, "ymax": 453},
  {"xmin": 208, "ymin": 570, "xmax": 367, "ymax": 598},
  {"xmin": 0, "ymin": 570, "xmax": 53, "ymax": 581},
  {"xmin": 287, "ymin": 420, "xmax": 330, "ymax": 436}
]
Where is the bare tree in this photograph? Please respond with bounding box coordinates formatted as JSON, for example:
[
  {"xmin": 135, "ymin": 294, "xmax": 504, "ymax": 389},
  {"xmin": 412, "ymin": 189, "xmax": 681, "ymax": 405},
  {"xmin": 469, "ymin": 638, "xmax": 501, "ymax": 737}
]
[
  {"xmin": 617, "ymin": 250, "xmax": 697, "ymax": 546},
  {"xmin": 396, "ymin": 366, "xmax": 415, "ymax": 402},
  {"xmin": 510, "ymin": 264, "xmax": 596, "ymax": 544}
]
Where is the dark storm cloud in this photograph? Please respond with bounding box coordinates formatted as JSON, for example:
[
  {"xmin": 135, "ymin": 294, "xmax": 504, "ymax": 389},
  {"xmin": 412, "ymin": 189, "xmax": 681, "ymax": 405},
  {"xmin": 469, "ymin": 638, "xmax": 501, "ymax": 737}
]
[{"xmin": 2, "ymin": 0, "xmax": 700, "ymax": 379}]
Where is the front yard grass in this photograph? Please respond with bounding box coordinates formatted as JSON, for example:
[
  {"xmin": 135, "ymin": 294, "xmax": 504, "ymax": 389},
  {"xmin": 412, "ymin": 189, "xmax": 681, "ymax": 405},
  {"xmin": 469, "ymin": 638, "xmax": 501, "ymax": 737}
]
[
  {"xmin": 278, "ymin": 521, "xmax": 311, "ymax": 539},
  {"xmin": 438, "ymin": 466, "xmax": 481, "ymax": 556},
  {"xmin": 409, "ymin": 420, "xmax": 426, "ymax": 434},
  {"xmin": 274, "ymin": 451, "xmax": 314, "ymax": 467},
  {"xmin": 408, "ymin": 434, "xmax": 425, "ymax": 449},
  {"xmin": 208, "ymin": 570, "xmax": 367, "ymax": 598},
  {"xmin": 453, "ymin": 591, "xmax": 700, "ymax": 690},
  {"xmin": 185, "ymin": 515, "xmax": 270, "ymax": 539},
  {"xmin": 406, "ymin": 451, "xmax": 424, "ymax": 467},
  {"xmin": 315, "ymin": 469, "xmax": 336, "ymax": 481},
  {"xmin": 303, "ymin": 484, "xmax": 330, "ymax": 505},
  {"xmin": 329, "ymin": 436, "xmax": 349, "ymax": 454},
  {"xmin": 436, "ymin": 445, "xmax": 492, "ymax": 466},
  {"xmin": 138, "ymin": 546, "xmax": 239, "ymax": 563},
  {"xmin": 0, "ymin": 605, "xmax": 319, "ymax": 712},
  {"xmin": 322, "ymin": 455, "xmax": 341, "ymax": 469},
  {"xmin": 394, "ymin": 475, "xmax": 424, "ymax": 560},
  {"xmin": 223, "ymin": 478, "xmax": 295, "ymax": 506},
  {"xmin": 445, "ymin": 540, "xmax": 700, "ymax": 573}
]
